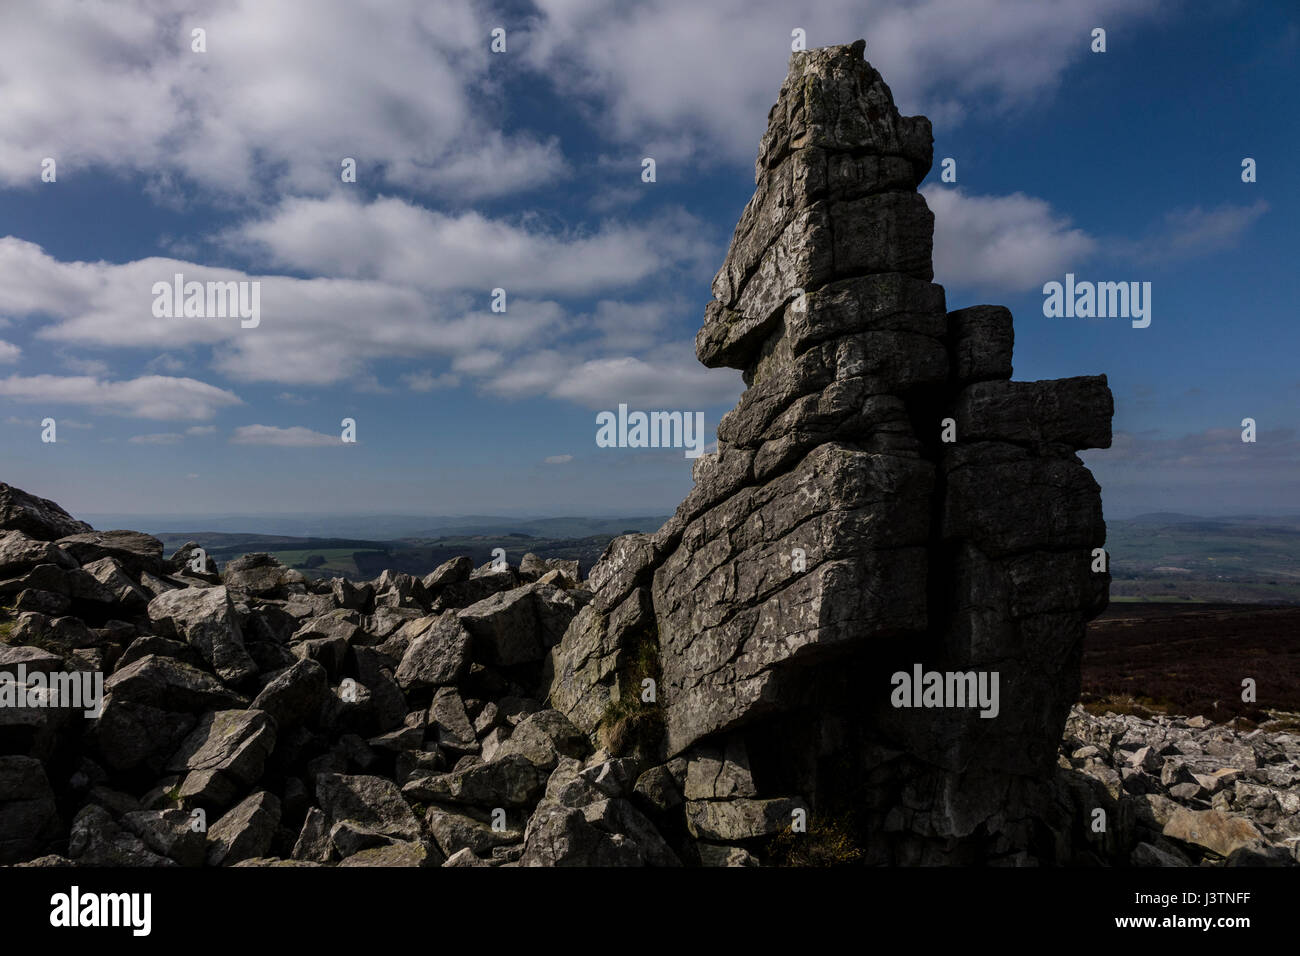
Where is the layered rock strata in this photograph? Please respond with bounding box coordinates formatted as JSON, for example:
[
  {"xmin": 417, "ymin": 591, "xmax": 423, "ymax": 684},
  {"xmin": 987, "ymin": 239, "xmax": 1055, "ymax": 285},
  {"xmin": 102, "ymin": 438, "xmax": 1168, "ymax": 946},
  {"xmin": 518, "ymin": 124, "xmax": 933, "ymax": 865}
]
[{"xmin": 549, "ymin": 40, "xmax": 1114, "ymax": 863}]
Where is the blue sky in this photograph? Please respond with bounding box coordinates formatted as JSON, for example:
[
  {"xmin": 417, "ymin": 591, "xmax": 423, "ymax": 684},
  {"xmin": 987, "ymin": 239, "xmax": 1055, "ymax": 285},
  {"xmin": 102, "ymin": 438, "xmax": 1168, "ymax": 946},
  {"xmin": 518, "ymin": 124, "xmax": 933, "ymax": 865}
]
[{"xmin": 0, "ymin": 0, "xmax": 1296, "ymax": 522}]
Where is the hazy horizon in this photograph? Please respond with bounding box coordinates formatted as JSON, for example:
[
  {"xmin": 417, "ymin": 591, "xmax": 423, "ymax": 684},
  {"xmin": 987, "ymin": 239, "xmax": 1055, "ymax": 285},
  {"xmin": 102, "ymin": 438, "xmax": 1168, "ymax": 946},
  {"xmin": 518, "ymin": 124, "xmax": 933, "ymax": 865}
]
[{"xmin": 61, "ymin": 506, "xmax": 1300, "ymax": 542}]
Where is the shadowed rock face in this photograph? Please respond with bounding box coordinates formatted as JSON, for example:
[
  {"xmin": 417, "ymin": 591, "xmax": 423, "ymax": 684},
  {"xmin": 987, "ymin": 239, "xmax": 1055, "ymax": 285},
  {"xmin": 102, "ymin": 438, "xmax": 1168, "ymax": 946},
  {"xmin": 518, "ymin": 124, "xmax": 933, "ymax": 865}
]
[{"xmin": 555, "ymin": 39, "xmax": 1114, "ymax": 862}]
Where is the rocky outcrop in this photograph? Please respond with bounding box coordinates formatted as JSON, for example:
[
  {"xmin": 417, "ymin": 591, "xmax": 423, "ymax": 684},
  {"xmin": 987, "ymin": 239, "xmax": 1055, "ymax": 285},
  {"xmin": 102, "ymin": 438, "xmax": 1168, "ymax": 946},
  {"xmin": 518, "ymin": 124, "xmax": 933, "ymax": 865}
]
[
  {"xmin": 548, "ymin": 39, "xmax": 1113, "ymax": 863},
  {"xmin": 2, "ymin": 42, "xmax": 1284, "ymax": 868},
  {"xmin": 0, "ymin": 483, "xmax": 93, "ymax": 542},
  {"xmin": 0, "ymin": 496, "xmax": 694, "ymax": 866}
]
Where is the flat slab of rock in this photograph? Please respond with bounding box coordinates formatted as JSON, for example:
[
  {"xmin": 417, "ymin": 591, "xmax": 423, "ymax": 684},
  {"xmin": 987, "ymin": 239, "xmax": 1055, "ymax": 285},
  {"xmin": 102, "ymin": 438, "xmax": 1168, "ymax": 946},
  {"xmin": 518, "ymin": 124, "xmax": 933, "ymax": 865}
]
[{"xmin": 57, "ymin": 530, "xmax": 165, "ymax": 575}]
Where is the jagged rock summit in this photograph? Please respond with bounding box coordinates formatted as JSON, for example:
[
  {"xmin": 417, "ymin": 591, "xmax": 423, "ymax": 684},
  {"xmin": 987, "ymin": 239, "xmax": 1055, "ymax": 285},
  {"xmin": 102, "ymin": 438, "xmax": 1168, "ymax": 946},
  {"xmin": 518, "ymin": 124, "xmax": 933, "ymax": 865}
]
[{"xmin": 552, "ymin": 39, "xmax": 1115, "ymax": 862}]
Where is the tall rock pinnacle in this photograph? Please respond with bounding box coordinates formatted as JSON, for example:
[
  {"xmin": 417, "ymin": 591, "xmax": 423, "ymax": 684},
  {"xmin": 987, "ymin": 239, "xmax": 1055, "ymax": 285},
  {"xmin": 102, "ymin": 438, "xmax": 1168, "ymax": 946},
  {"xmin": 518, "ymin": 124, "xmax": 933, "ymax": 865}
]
[{"xmin": 551, "ymin": 40, "xmax": 1114, "ymax": 862}]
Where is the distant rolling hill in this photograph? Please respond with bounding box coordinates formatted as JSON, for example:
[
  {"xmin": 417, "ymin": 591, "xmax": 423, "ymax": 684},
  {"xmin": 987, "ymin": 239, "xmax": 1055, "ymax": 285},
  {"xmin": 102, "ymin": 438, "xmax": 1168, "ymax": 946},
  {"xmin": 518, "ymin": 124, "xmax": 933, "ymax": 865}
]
[
  {"xmin": 1106, "ymin": 515, "xmax": 1300, "ymax": 604},
  {"xmin": 147, "ymin": 517, "xmax": 672, "ymax": 581},
  {"xmin": 83, "ymin": 513, "xmax": 669, "ymax": 540}
]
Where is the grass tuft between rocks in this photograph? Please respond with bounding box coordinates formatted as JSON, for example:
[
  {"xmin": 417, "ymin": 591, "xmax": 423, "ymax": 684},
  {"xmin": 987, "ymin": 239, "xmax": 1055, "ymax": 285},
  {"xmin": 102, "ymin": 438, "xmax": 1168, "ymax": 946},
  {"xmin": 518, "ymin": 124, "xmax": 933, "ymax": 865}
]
[
  {"xmin": 765, "ymin": 814, "xmax": 866, "ymax": 867},
  {"xmin": 596, "ymin": 630, "xmax": 664, "ymax": 757}
]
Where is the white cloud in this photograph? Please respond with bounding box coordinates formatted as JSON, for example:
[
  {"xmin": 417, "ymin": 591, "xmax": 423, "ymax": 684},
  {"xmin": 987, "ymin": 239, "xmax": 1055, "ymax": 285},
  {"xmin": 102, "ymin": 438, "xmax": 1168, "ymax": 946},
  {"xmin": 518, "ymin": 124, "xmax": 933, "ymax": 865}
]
[
  {"xmin": 0, "ymin": 235, "xmax": 729, "ymax": 411},
  {"xmin": 185, "ymin": 425, "xmax": 217, "ymax": 436},
  {"xmin": 0, "ymin": 0, "xmax": 562, "ymax": 201},
  {"xmin": 522, "ymin": 0, "xmax": 1164, "ymax": 164},
  {"xmin": 385, "ymin": 131, "xmax": 569, "ymax": 201},
  {"xmin": 922, "ymin": 186, "xmax": 1097, "ymax": 291},
  {"xmin": 230, "ymin": 425, "xmax": 341, "ymax": 447},
  {"xmin": 1129, "ymin": 201, "xmax": 1271, "ymax": 263},
  {"xmin": 402, "ymin": 370, "xmax": 460, "ymax": 392},
  {"xmin": 0, "ymin": 238, "xmax": 578, "ymax": 386},
  {"xmin": 584, "ymin": 299, "xmax": 680, "ymax": 352},
  {"xmin": 229, "ymin": 195, "xmax": 712, "ymax": 295},
  {"xmin": 129, "ymin": 433, "xmax": 185, "ymax": 444},
  {"xmin": 487, "ymin": 343, "xmax": 744, "ymax": 410},
  {"xmin": 544, "ymin": 454, "xmax": 573, "ymax": 464},
  {"xmin": 451, "ymin": 350, "xmax": 504, "ymax": 375},
  {"xmin": 0, "ymin": 340, "xmax": 21, "ymax": 363},
  {"xmin": 0, "ymin": 374, "xmax": 241, "ymax": 420}
]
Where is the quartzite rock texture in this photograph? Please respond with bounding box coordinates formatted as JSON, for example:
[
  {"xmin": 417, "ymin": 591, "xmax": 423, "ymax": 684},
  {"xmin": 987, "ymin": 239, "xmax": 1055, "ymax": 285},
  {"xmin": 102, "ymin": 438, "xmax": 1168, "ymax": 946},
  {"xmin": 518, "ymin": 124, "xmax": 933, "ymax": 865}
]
[{"xmin": 552, "ymin": 39, "xmax": 1114, "ymax": 862}]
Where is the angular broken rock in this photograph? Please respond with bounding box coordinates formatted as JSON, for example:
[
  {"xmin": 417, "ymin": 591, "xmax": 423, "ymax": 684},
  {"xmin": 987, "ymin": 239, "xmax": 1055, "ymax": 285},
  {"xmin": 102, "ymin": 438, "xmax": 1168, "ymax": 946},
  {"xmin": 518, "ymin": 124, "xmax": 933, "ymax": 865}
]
[
  {"xmin": 423, "ymin": 556, "xmax": 473, "ymax": 591},
  {"xmin": 0, "ymin": 530, "xmax": 77, "ymax": 576},
  {"xmin": 493, "ymin": 709, "xmax": 590, "ymax": 770},
  {"xmin": 147, "ymin": 586, "xmax": 258, "ymax": 685},
  {"xmin": 519, "ymin": 804, "xmax": 641, "ymax": 867},
  {"xmin": 224, "ymin": 553, "xmax": 307, "ymax": 599},
  {"xmin": 403, "ymin": 753, "xmax": 549, "ymax": 808},
  {"xmin": 206, "ymin": 791, "xmax": 282, "ymax": 866},
  {"xmin": 121, "ymin": 808, "xmax": 209, "ymax": 867},
  {"xmin": 67, "ymin": 804, "xmax": 175, "ymax": 866},
  {"xmin": 104, "ymin": 654, "xmax": 248, "ymax": 713},
  {"xmin": 251, "ymin": 658, "xmax": 329, "ymax": 728},
  {"xmin": 394, "ymin": 614, "xmax": 471, "ymax": 690},
  {"xmin": 314, "ymin": 773, "xmax": 423, "ymax": 851},
  {"xmin": 427, "ymin": 686, "xmax": 479, "ymax": 755},
  {"xmin": 425, "ymin": 806, "xmax": 523, "ymax": 858},
  {"xmin": 458, "ymin": 583, "xmax": 576, "ymax": 667},
  {"xmin": 0, "ymin": 482, "xmax": 93, "ymax": 541},
  {"xmin": 167, "ymin": 709, "xmax": 277, "ymax": 807},
  {"xmin": 57, "ymin": 530, "xmax": 165, "ymax": 576}
]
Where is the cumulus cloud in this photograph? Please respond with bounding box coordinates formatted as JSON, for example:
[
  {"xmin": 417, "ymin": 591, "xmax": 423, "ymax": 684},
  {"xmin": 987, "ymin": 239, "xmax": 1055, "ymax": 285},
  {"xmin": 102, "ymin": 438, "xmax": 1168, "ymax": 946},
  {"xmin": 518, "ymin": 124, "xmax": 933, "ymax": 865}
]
[
  {"xmin": 0, "ymin": 0, "xmax": 562, "ymax": 200},
  {"xmin": 0, "ymin": 238, "xmax": 576, "ymax": 386},
  {"xmin": 228, "ymin": 195, "xmax": 713, "ymax": 295},
  {"xmin": 0, "ymin": 374, "xmax": 241, "ymax": 420},
  {"xmin": 230, "ymin": 425, "xmax": 341, "ymax": 447},
  {"xmin": 0, "ymin": 230, "xmax": 739, "ymax": 409},
  {"xmin": 0, "ymin": 340, "xmax": 19, "ymax": 363},
  {"xmin": 922, "ymin": 186, "xmax": 1097, "ymax": 291},
  {"xmin": 522, "ymin": 0, "xmax": 1164, "ymax": 164},
  {"xmin": 486, "ymin": 343, "xmax": 744, "ymax": 410}
]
